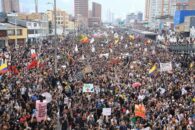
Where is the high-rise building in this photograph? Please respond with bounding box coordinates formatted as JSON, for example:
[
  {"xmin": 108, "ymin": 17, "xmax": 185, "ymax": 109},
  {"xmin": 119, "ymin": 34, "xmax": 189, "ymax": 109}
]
[
  {"xmin": 88, "ymin": 2, "xmax": 102, "ymax": 27},
  {"xmin": 92, "ymin": 2, "xmax": 101, "ymax": 20},
  {"xmin": 145, "ymin": 0, "xmax": 151, "ymax": 21},
  {"xmin": 74, "ymin": 0, "xmax": 88, "ymax": 18},
  {"xmin": 1, "ymin": 0, "xmax": 20, "ymax": 13},
  {"xmin": 35, "ymin": 0, "xmax": 38, "ymax": 13},
  {"xmin": 137, "ymin": 12, "xmax": 143, "ymax": 21},
  {"xmin": 176, "ymin": 0, "xmax": 195, "ymax": 10},
  {"xmin": 74, "ymin": 0, "xmax": 88, "ymax": 27},
  {"xmin": 145, "ymin": 0, "xmax": 176, "ymax": 22}
]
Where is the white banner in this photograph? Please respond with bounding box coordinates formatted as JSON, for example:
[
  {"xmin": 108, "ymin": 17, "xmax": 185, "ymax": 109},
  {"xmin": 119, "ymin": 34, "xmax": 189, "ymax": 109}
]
[
  {"xmin": 36, "ymin": 100, "xmax": 47, "ymax": 122},
  {"xmin": 102, "ymin": 108, "xmax": 111, "ymax": 116},
  {"xmin": 160, "ymin": 62, "xmax": 172, "ymax": 72}
]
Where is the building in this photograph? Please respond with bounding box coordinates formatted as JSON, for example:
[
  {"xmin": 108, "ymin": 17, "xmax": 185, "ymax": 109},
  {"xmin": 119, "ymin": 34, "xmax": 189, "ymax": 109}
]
[
  {"xmin": 74, "ymin": 0, "xmax": 88, "ymax": 27},
  {"xmin": 126, "ymin": 12, "xmax": 143, "ymax": 25},
  {"xmin": 0, "ymin": 23, "xmax": 27, "ymax": 46},
  {"xmin": 145, "ymin": 0, "xmax": 177, "ymax": 29},
  {"xmin": 176, "ymin": 0, "xmax": 195, "ymax": 10},
  {"xmin": 137, "ymin": 12, "xmax": 143, "ymax": 21},
  {"xmin": 8, "ymin": 15, "xmax": 49, "ymax": 43},
  {"xmin": 145, "ymin": 0, "xmax": 151, "ymax": 21},
  {"xmin": 92, "ymin": 2, "xmax": 101, "ymax": 19},
  {"xmin": 1, "ymin": 0, "xmax": 20, "ymax": 13},
  {"xmin": 47, "ymin": 9, "xmax": 69, "ymax": 35},
  {"xmin": 18, "ymin": 13, "xmax": 48, "ymax": 21},
  {"xmin": 126, "ymin": 13, "xmax": 136, "ymax": 24},
  {"xmin": 35, "ymin": 0, "xmax": 38, "ymax": 13},
  {"xmin": 88, "ymin": 2, "xmax": 102, "ymax": 27}
]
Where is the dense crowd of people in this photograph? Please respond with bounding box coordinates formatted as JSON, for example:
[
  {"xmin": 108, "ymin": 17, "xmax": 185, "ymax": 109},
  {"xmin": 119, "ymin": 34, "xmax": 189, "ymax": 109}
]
[{"xmin": 0, "ymin": 29, "xmax": 194, "ymax": 130}]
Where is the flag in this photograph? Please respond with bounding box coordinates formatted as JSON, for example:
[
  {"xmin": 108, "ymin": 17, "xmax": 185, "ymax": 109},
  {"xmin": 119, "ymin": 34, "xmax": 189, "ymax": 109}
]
[
  {"xmin": 80, "ymin": 36, "xmax": 89, "ymax": 44},
  {"xmin": 134, "ymin": 104, "xmax": 146, "ymax": 119},
  {"xmin": 0, "ymin": 60, "xmax": 8, "ymax": 74},
  {"xmin": 190, "ymin": 62, "xmax": 194, "ymax": 68},
  {"xmin": 90, "ymin": 38, "xmax": 95, "ymax": 44},
  {"xmin": 75, "ymin": 44, "xmax": 78, "ymax": 52},
  {"xmin": 91, "ymin": 45, "xmax": 95, "ymax": 52},
  {"xmin": 31, "ymin": 49, "xmax": 37, "ymax": 59},
  {"xmin": 9, "ymin": 66, "xmax": 19, "ymax": 75},
  {"xmin": 149, "ymin": 64, "xmax": 157, "ymax": 75},
  {"xmin": 114, "ymin": 38, "xmax": 119, "ymax": 44},
  {"xmin": 27, "ymin": 60, "xmax": 38, "ymax": 70},
  {"xmin": 0, "ymin": 63, "xmax": 8, "ymax": 74}
]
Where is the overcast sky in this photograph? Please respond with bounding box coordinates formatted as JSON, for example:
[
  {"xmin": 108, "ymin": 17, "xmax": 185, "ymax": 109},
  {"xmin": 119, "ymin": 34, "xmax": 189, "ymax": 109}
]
[{"xmin": 2, "ymin": 0, "xmax": 145, "ymax": 21}]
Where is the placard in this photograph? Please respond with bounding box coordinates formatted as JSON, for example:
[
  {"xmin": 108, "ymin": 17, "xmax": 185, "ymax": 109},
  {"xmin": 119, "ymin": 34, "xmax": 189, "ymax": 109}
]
[
  {"xmin": 160, "ymin": 62, "xmax": 172, "ymax": 72},
  {"xmin": 36, "ymin": 100, "xmax": 47, "ymax": 122},
  {"xmin": 102, "ymin": 108, "xmax": 111, "ymax": 116},
  {"xmin": 82, "ymin": 84, "xmax": 94, "ymax": 92}
]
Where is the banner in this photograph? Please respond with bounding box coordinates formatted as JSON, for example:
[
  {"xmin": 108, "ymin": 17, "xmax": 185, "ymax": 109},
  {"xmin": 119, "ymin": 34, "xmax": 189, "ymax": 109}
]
[
  {"xmin": 82, "ymin": 84, "xmax": 94, "ymax": 92},
  {"xmin": 160, "ymin": 62, "xmax": 172, "ymax": 72},
  {"xmin": 102, "ymin": 108, "xmax": 111, "ymax": 116},
  {"xmin": 36, "ymin": 100, "xmax": 47, "ymax": 122},
  {"xmin": 135, "ymin": 104, "xmax": 146, "ymax": 119}
]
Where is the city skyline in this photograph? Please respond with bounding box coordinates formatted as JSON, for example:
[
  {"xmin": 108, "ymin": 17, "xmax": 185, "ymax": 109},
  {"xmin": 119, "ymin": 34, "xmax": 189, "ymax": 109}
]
[{"xmin": 0, "ymin": 0, "xmax": 145, "ymax": 21}]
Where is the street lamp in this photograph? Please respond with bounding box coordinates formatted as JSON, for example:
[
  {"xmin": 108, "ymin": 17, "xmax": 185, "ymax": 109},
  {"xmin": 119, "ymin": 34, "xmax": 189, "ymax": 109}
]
[{"xmin": 48, "ymin": 0, "xmax": 57, "ymax": 74}]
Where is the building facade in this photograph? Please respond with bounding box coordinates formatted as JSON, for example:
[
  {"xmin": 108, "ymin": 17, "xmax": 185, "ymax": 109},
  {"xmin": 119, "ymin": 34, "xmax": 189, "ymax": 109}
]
[
  {"xmin": 145, "ymin": 0, "xmax": 151, "ymax": 21},
  {"xmin": 92, "ymin": 2, "xmax": 101, "ymax": 19},
  {"xmin": 137, "ymin": 12, "xmax": 143, "ymax": 21},
  {"xmin": 145, "ymin": 0, "xmax": 177, "ymax": 29},
  {"xmin": 47, "ymin": 9, "xmax": 69, "ymax": 35},
  {"xmin": 1, "ymin": 0, "xmax": 20, "ymax": 13},
  {"xmin": 74, "ymin": 0, "xmax": 88, "ymax": 27},
  {"xmin": 8, "ymin": 16, "xmax": 49, "ymax": 43},
  {"xmin": 89, "ymin": 2, "xmax": 102, "ymax": 27},
  {"xmin": 176, "ymin": 0, "xmax": 195, "ymax": 10},
  {"xmin": 0, "ymin": 23, "xmax": 27, "ymax": 46}
]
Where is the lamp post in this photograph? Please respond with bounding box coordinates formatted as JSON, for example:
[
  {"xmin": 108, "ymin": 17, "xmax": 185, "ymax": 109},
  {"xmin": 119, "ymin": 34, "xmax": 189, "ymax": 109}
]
[
  {"xmin": 54, "ymin": 0, "xmax": 57, "ymax": 74},
  {"xmin": 48, "ymin": 0, "xmax": 57, "ymax": 74}
]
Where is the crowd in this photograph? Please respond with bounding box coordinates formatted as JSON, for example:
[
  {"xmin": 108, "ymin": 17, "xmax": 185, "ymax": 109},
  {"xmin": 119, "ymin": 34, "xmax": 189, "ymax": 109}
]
[{"xmin": 0, "ymin": 29, "xmax": 194, "ymax": 130}]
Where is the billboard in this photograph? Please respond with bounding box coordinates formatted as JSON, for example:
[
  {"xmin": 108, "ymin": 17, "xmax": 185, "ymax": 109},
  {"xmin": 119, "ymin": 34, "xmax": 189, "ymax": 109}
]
[{"xmin": 174, "ymin": 10, "xmax": 195, "ymax": 25}]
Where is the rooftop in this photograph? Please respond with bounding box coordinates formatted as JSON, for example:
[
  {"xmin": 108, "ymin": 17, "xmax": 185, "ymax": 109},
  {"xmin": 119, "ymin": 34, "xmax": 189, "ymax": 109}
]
[{"xmin": 0, "ymin": 23, "xmax": 25, "ymax": 30}]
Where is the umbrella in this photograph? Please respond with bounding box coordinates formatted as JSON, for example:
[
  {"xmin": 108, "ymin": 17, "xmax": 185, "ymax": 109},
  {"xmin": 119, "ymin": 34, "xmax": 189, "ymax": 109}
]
[
  {"xmin": 132, "ymin": 82, "xmax": 142, "ymax": 88},
  {"xmin": 42, "ymin": 92, "xmax": 52, "ymax": 103}
]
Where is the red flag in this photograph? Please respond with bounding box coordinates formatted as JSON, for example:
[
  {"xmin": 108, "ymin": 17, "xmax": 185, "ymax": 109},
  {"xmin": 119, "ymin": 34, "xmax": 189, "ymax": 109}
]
[
  {"xmin": 27, "ymin": 60, "xmax": 38, "ymax": 70},
  {"xmin": 8, "ymin": 66, "xmax": 19, "ymax": 75}
]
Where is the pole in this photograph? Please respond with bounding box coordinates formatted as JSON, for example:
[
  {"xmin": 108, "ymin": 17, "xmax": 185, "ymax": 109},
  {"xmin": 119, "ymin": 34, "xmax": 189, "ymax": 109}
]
[
  {"xmin": 15, "ymin": 15, "xmax": 18, "ymax": 48},
  {"xmin": 54, "ymin": 0, "xmax": 57, "ymax": 74}
]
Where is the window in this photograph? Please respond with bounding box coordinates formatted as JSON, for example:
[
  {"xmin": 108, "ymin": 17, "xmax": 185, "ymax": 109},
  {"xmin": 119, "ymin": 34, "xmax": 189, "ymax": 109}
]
[
  {"xmin": 28, "ymin": 30, "xmax": 38, "ymax": 34},
  {"xmin": 7, "ymin": 30, "xmax": 15, "ymax": 35},
  {"xmin": 16, "ymin": 29, "xmax": 22, "ymax": 35},
  {"xmin": 34, "ymin": 23, "xmax": 37, "ymax": 27},
  {"xmin": 27, "ymin": 23, "xmax": 31, "ymax": 27}
]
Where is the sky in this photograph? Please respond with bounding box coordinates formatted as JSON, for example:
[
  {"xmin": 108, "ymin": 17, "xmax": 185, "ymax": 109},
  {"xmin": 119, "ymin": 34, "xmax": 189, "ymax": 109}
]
[{"xmin": 3, "ymin": 0, "xmax": 145, "ymax": 21}]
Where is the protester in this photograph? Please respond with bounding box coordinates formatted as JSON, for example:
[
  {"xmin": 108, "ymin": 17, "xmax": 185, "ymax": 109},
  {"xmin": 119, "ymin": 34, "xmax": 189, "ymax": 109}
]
[{"xmin": 0, "ymin": 29, "xmax": 194, "ymax": 130}]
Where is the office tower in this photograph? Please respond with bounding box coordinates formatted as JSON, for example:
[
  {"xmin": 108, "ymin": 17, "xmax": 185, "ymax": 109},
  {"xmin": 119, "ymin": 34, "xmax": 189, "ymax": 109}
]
[
  {"xmin": 74, "ymin": 0, "xmax": 88, "ymax": 18},
  {"xmin": 92, "ymin": 2, "xmax": 101, "ymax": 20},
  {"xmin": 1, "ymin": 0, "xmax": 20, "ymax": 13}
]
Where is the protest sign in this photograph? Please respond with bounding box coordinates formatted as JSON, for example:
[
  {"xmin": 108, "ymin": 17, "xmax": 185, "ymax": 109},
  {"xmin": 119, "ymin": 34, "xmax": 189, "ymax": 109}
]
[
  {"xmin": 82, "ymin": 84, "xmax": 94, "ymax": 92},
  {"xmin": 160, "ymin": 62, "xmax": 172, "ymax": 72},
  {"xmin": 102, "ymin": 108, "xmax": 111, "ymax": 116},
  {"xmin": 36, "ymin": 100, "xmax": 47, "ymax": 122}
]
